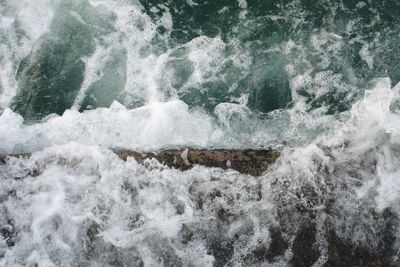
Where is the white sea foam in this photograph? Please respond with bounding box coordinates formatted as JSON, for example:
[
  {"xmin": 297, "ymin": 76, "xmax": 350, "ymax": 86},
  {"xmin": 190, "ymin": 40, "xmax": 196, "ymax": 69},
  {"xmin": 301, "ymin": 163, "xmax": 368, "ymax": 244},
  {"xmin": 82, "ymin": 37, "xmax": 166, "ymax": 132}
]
[
  {"xmin": 0, "ymin": 100, "xmax": 215, "ymax": 153},
  {"xmin": 1, "ymin": 0, "xmax": 400, "ymax": 265}
]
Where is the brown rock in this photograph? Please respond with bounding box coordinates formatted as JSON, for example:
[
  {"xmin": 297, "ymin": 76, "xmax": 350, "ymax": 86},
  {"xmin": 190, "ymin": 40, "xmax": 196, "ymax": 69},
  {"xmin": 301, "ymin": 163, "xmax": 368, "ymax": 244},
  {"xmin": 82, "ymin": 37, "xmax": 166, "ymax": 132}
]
[
  {"xmin": 0, "ymin": 148, "xmax": 280, "ymax": 176},
  {"xmin": 116, "ymin": 148, "xmax": 280, "ymax": 176}
]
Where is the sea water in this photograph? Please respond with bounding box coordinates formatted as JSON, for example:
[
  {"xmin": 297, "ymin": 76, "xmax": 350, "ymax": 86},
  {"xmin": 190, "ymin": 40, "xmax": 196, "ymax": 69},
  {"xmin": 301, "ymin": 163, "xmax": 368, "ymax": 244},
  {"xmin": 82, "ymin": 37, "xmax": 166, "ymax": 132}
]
[{"xmin": 1, "ymin": 0, "xmax": 400, "ymax": 266}]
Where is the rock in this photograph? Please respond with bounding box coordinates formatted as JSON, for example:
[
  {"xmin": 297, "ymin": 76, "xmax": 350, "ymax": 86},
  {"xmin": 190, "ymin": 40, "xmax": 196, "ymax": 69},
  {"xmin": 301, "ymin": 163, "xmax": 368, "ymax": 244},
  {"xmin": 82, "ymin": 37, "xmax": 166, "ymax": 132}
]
[
  {"xmin": 116, "ymin": 148, "xmax": 280, "ymax": 176},
  {"xmin": 0, "ymin": 153, "xmax": 30, "ymax": 164},
  {"xmin": 0, "ymin": 148, "xmax": 280, "ymax": 176},
  {"xmin": 1, "ymin": 224, "xmax": 15, "ymax": 247},
  {"xmin": 290, "ymin": 222, "xmax": 320, "ymax": 267}
]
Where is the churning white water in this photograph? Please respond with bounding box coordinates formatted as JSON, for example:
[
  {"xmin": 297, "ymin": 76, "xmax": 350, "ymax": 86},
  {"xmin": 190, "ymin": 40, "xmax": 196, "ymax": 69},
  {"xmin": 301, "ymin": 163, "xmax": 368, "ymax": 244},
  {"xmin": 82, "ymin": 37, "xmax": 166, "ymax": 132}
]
[{"xmin": 1, "ymin": 0, "xmax": 400, "ymax": 266}]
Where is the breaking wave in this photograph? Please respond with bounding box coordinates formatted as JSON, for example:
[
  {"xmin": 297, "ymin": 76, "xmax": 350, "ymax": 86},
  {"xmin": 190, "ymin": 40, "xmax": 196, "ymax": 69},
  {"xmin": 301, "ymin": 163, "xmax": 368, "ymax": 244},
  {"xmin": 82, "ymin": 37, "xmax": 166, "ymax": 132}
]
[{"xmin": 1, "ymin": 0, "xmax": 400, "ymax": 266}]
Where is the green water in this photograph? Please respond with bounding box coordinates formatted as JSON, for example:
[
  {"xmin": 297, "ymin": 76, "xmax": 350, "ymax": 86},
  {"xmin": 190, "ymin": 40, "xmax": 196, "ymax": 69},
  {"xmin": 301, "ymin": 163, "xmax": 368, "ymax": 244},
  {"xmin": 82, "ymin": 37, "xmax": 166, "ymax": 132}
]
[{"xmin": 9, "ymin": 0, "xmax": 400, "ymax": 120}]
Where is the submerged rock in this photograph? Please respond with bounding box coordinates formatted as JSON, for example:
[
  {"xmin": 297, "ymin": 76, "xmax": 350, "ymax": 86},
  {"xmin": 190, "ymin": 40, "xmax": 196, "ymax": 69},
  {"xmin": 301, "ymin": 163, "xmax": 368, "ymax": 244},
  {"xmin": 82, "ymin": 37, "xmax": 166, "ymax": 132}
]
[
  {"xmin": 11, "ymin": 0, "xmax": 117, "ymax": 121},
  {"xmin": 1, "ymin": 147, "xmax": 399, "ymax": 266},
  {"xmin": 248, "ymin": 51, "xmax": 292, "ymax": 113}
]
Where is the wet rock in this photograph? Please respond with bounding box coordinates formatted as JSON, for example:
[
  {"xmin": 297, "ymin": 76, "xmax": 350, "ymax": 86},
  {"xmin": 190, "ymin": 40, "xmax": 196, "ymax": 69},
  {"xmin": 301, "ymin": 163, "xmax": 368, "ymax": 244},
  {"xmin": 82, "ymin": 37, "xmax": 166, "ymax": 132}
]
[
  {"xmin": 179, "ymin": 220, "xmax": 234, "ymax": 267},
  {"xmin": 264, "ymin": 227, "xmax": 289, "ymax": 261},
  {"xmin": 290, "ymin": 222, "xmax": 320, "ymax": 267},
  {"xmin": 0, "ymin": 153, "xmax": 30, "ymax": 164},
  {"xmin": 117, "ymin": 148, "xmax": 280, "ymax": 176},
  {"xmin": 325, "ymin": 232, "xmax": 388, "ymax": 267},
  {"xmin": 1, "ymin": 147, "xmax": 398, "ymax": 266},
  {"xmin": 1, "ymin": 223, "xmax": 15, "ymax": 247},
  {"xmin": 81, "ymin": 220, "xmax": 144, "ymax": 266},
  {"xmin": 0, "ymin": 148, "xmax": 279, "ymax": 176},
  {"xmin": 325, "ymin": 208, "xmax": 399, "ymax": 267}
]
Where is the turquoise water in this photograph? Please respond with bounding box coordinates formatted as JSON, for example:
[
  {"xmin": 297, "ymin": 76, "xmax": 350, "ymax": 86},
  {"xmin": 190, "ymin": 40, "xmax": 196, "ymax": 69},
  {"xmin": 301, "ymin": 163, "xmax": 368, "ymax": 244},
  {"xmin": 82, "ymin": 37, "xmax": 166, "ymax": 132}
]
[
  {"xmin": 1, "ymin": 0, "xmax": 400, "ymax": 266},
  {"xmin": 7, "ymin": 0, "xmax": 400, "ymax": 120}
]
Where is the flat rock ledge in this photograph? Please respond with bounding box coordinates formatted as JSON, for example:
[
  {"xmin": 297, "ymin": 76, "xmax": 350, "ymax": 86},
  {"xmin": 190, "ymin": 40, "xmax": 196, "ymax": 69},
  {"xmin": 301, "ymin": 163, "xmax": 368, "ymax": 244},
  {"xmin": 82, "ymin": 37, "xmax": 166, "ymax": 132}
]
[
  {"xmin": 0, "ymin": 148, "xmax": 280, "ymax": 176},
  {"xmin": 116, "ymin": 148, "xmax": 280, "ymax": 176}
]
